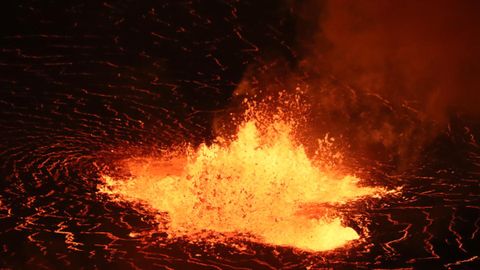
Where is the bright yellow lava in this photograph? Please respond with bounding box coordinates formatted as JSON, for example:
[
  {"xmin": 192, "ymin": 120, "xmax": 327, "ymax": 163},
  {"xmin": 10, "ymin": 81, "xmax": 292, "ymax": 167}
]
[{"xmin": 100, "ymin": 119, "xmax": 381, "ymax": 251}]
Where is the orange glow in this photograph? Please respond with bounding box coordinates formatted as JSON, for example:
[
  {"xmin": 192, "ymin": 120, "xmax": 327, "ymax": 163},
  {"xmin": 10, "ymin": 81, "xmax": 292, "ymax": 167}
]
[{"xmin": 99, "ymin": 103, "xmax": 384, "ymax": 252}]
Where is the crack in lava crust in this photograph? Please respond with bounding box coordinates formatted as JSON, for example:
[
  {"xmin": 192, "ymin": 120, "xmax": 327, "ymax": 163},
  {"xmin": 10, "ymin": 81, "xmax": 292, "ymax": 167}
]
[{"xmin": 99, "ymin": 118, "xmax": 384, "ymax": 251}]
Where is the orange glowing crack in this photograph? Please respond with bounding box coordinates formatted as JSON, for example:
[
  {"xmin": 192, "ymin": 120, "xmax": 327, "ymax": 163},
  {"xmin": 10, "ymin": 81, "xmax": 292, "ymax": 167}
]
[{"xmin": 99, "ymin": 118, "xmax": 383, "ymax": 251}]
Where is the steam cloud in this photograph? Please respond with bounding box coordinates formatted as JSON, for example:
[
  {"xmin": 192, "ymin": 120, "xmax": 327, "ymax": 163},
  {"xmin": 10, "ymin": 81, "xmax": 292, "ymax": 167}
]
[
  {"xmin": 289, "ymin": 0, "xmax": 480, "ymax": 167},
  {"xmin": 315, "ymin": 0, "xmax": 480, "ymax": 120}
]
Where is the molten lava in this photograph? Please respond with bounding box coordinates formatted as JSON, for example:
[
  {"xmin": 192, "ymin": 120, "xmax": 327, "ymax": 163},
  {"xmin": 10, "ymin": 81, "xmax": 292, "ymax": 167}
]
[{"xmin": 100, "ymin": 112, "xmax": 383, "ymax": 251}]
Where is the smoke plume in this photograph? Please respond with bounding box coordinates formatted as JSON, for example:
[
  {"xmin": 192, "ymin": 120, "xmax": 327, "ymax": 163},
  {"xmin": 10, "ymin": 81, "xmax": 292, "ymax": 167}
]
[{"xmin": 313, "ymin": 0, "xmax": 480, "ymax": 120}]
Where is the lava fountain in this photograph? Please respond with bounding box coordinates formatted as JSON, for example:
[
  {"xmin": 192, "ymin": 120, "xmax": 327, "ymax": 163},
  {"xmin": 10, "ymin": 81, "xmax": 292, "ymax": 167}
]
[{"xmin": 99, "ymin": 99, "xmax": 385, "ymax": 252}]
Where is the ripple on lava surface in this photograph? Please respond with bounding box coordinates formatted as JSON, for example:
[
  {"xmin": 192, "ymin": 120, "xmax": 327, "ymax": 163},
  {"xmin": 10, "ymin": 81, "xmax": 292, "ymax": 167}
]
[{"xmin": 1, "ymin": 1, "xmax": 480, "ymax": 269}]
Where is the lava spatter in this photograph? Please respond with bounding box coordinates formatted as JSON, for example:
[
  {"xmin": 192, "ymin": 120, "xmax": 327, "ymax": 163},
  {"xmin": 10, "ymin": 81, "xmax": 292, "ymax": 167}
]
[{"xmin": 99, "ymin": 106, "xmax": 384, "ymax": 251}]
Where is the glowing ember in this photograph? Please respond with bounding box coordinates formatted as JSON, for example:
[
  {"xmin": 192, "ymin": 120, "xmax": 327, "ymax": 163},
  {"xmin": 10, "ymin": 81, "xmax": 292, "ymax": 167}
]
[{"xmin": 100, "ymin": 110, "xmax": 383, "ymax": 251}]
